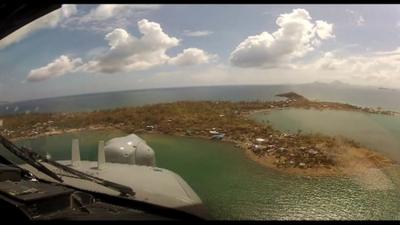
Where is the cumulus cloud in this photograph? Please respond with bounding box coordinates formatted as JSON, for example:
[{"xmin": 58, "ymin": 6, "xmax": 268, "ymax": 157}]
[
  {"xmin": 26, "ymin": 55, "xmax": 82, "ymax": 82},
  {"xmin": 62, "ymin": 4, "xmax": 160, "ymax": 32},
  {"xmin": 315, "ymin": 20, "xmax": 334, "ymax": 39},
  {"xmin": 0, "ymin": 5, "xmax": 77, "ymax": 49},
  {"xmin": 230, "ymin": 8, "xmax": 334, "ymax": 68},
  {"xmin": 183, "ymin": 30, "xmax": 213, "ymax": 37},
  {"xmin": 308, "ymin": 48, "xmax": 400, "ymax": 83},
  {"xmin": 27, "ymin": 19, "xmax": 217, "ymax": 81},
  {"xmin": 80, "ymin": 19, "xmax": 180, "ymax": 73},
  {"xmin": 168, "ymin": 48, "xmax": 218, "ymax": 66}
]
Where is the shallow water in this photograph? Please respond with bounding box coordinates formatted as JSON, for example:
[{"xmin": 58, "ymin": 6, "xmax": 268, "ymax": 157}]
[
  {"xmin": 4, "ymin": 130, "xmax": 400, "ymax": 220},
  {"xmin": 250, "ymin": 108, "xmax": 400, "ymax": 162}
]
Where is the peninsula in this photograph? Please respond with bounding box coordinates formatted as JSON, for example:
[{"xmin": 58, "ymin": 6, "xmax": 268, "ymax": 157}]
[{"xmin": 0, "ymin": 92, "xmax": 397, "ymax": 177}]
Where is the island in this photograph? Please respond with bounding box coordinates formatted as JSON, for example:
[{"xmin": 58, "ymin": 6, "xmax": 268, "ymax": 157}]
[
  {"xmin": 276, "ymin": 92, "xmax": 309, "ymax": 101},
  {"xmin": 0, "ymin": 92, "xmax": 397, "ymax": 177}
]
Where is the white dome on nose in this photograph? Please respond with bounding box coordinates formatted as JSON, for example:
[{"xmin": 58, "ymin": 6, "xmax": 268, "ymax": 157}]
[
  {"xmin": 104, "ymin": 134, "xmax": 156, "ymax": 166},
  {"xmin": 135, "ymin": 141, "xmax": 156, "ymax": 166}
]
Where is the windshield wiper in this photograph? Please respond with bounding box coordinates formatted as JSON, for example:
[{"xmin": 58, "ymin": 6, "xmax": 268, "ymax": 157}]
[
  {"xmin": 0, "ymin": 135, "xmax": 135, "ymax": 197},
  {"xmin": 38, "ymin": 153, "xmax": 136, "ymax": 197},
  {"xmin": 0, "ymin": 135, "xmax": 63, "ymax": 182}
]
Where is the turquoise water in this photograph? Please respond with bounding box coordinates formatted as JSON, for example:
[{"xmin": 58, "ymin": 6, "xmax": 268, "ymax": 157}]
[
  {"xmin": 2, "ymin": 83, "xmax": 400, "ymax": 115},
  {"xmin": 6, "ymin": 130, "xmax": 400, "ymax": 220},
  {"xmin": 1, "ymin": 85, "xmax": 400, "ymax": 219},
  {"xmin": 250, "ymin": 109, "xmax": 400, "ymax": 162}
]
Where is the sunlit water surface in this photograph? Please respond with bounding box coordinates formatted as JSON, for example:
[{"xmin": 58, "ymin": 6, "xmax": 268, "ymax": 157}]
[{"xmin": 6, "ymin": 129, "xmax": 400, "ymax": 220}]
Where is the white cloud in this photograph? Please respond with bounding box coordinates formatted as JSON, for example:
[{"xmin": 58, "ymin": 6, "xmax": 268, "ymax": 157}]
[
  {"xmin": 183, "ymin": 30, "xmax": 213, "ymax": 37},
  {"xmin": 168, "ymin": 48, "xmax": 218, "ymax": 66},
  {"xmin": 306, "ymin": 48, "xmax": 400, "ymax": 84},
  {"xmin": 80, "ymin": 19, "xmax": 180, "ymax": 73},
  {"xmin": 27, "ymin": 19, "xmax": 217, "ymax": 81},
  {"xmin": 0, "ymin": 5, "xmax": 77, "ymax": 49},
  {"xmin": 61, "ymin": 4, "xmax": 78, "ymax": 17},
  {"xmin": 80, "ymin": 4, "xmax": 160, "ymax": 22},
  {"xmin": 346, "ymin": 9, "xmax": 365, "ymax": 26},
  {"xmin": 79, "ymin": 19, "xmax": 218, "ymax": 74},
  {"xmin": 356, "ymin": 16, "xmax": 365, "ymax": 26},
  {"xmin": 230, "ymin": 9, "xmax": 334, "ymax": 68},
  {"xmin": 146, "ymin": 63, "xmax": 319, "ymax": 88},
  {"xmin": 315, "ymin": 20, "xmax": 334, "ymax": 39},
  {"xmin": 27, "ymin": 55, "xmax": 82, "ymax": 82},
  {"xmin": 62, "ymin": 4, "xmax": 160, "ymax": 33}
]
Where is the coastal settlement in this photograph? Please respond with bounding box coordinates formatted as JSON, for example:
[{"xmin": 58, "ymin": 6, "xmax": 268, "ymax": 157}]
[{"xmin": 0, "ymin": 92, "xmax": 396, "ymax": 176}]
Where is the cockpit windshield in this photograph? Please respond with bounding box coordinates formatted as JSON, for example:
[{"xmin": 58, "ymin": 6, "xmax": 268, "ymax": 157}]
[{"xmin": 1, "ymin": 4, "xmax": 400, "ymax": 220}]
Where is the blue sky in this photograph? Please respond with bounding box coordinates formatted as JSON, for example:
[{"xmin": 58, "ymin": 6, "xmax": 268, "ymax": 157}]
[{"xmin": 1, "ymin": 4, "xmax": 400, "ymax": 101}]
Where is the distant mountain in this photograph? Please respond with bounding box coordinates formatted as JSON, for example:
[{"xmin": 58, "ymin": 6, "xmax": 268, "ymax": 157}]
[
  {"xmin": 311, "ymin": 81, "xmax": 326, "ymax": 85},
  {"xmin": 307, "ymin": 81, "xmax": 379, "ymax": 90},
  {"xmin": 329, "ymin": 80, "xmax": 348, "ymax": 86},
  {"xmin": 310, "ymin": 80, "xmax": 349, "ymax": 86},
  {"xmin": 378, "ymin": 87, "xmax": 398, "ymax": 91},
  {"xmin": 308, "ymin": 81, "xmax": 398, "ymax": 91}
]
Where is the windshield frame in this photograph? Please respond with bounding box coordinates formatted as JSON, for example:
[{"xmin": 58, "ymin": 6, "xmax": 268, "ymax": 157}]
[{"xmin": 0, "ymin": 134, "xmax": 137, "ymax": 197}]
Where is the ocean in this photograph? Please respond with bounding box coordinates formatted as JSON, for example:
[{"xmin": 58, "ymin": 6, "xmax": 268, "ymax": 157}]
[
  {"xmin": 1, "ymin": 83, "xmax": 399, "ymax": 116},
  {"xmin": 12, "ymin": 131, "xmax": 400, "ymax": 220},
  {"xmin": 2, "ymin": 83, "xmax": 400, "ymax": 219}
]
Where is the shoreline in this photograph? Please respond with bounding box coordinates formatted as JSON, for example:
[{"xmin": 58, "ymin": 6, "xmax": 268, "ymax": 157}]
[
  {"xmin": 242, "ymin": 107, "xmax": 400, "ymax": 118},
  {"xmin": 12, "ymin": 124, "xmax": 395, "ymax": 178},
  {"xmin": 2, "ymin": 93, "xmax": 398, "ymax": 178},
  {"xmin": 10, "ymin": 116, "xmax": 396, "ymax": 178}
]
